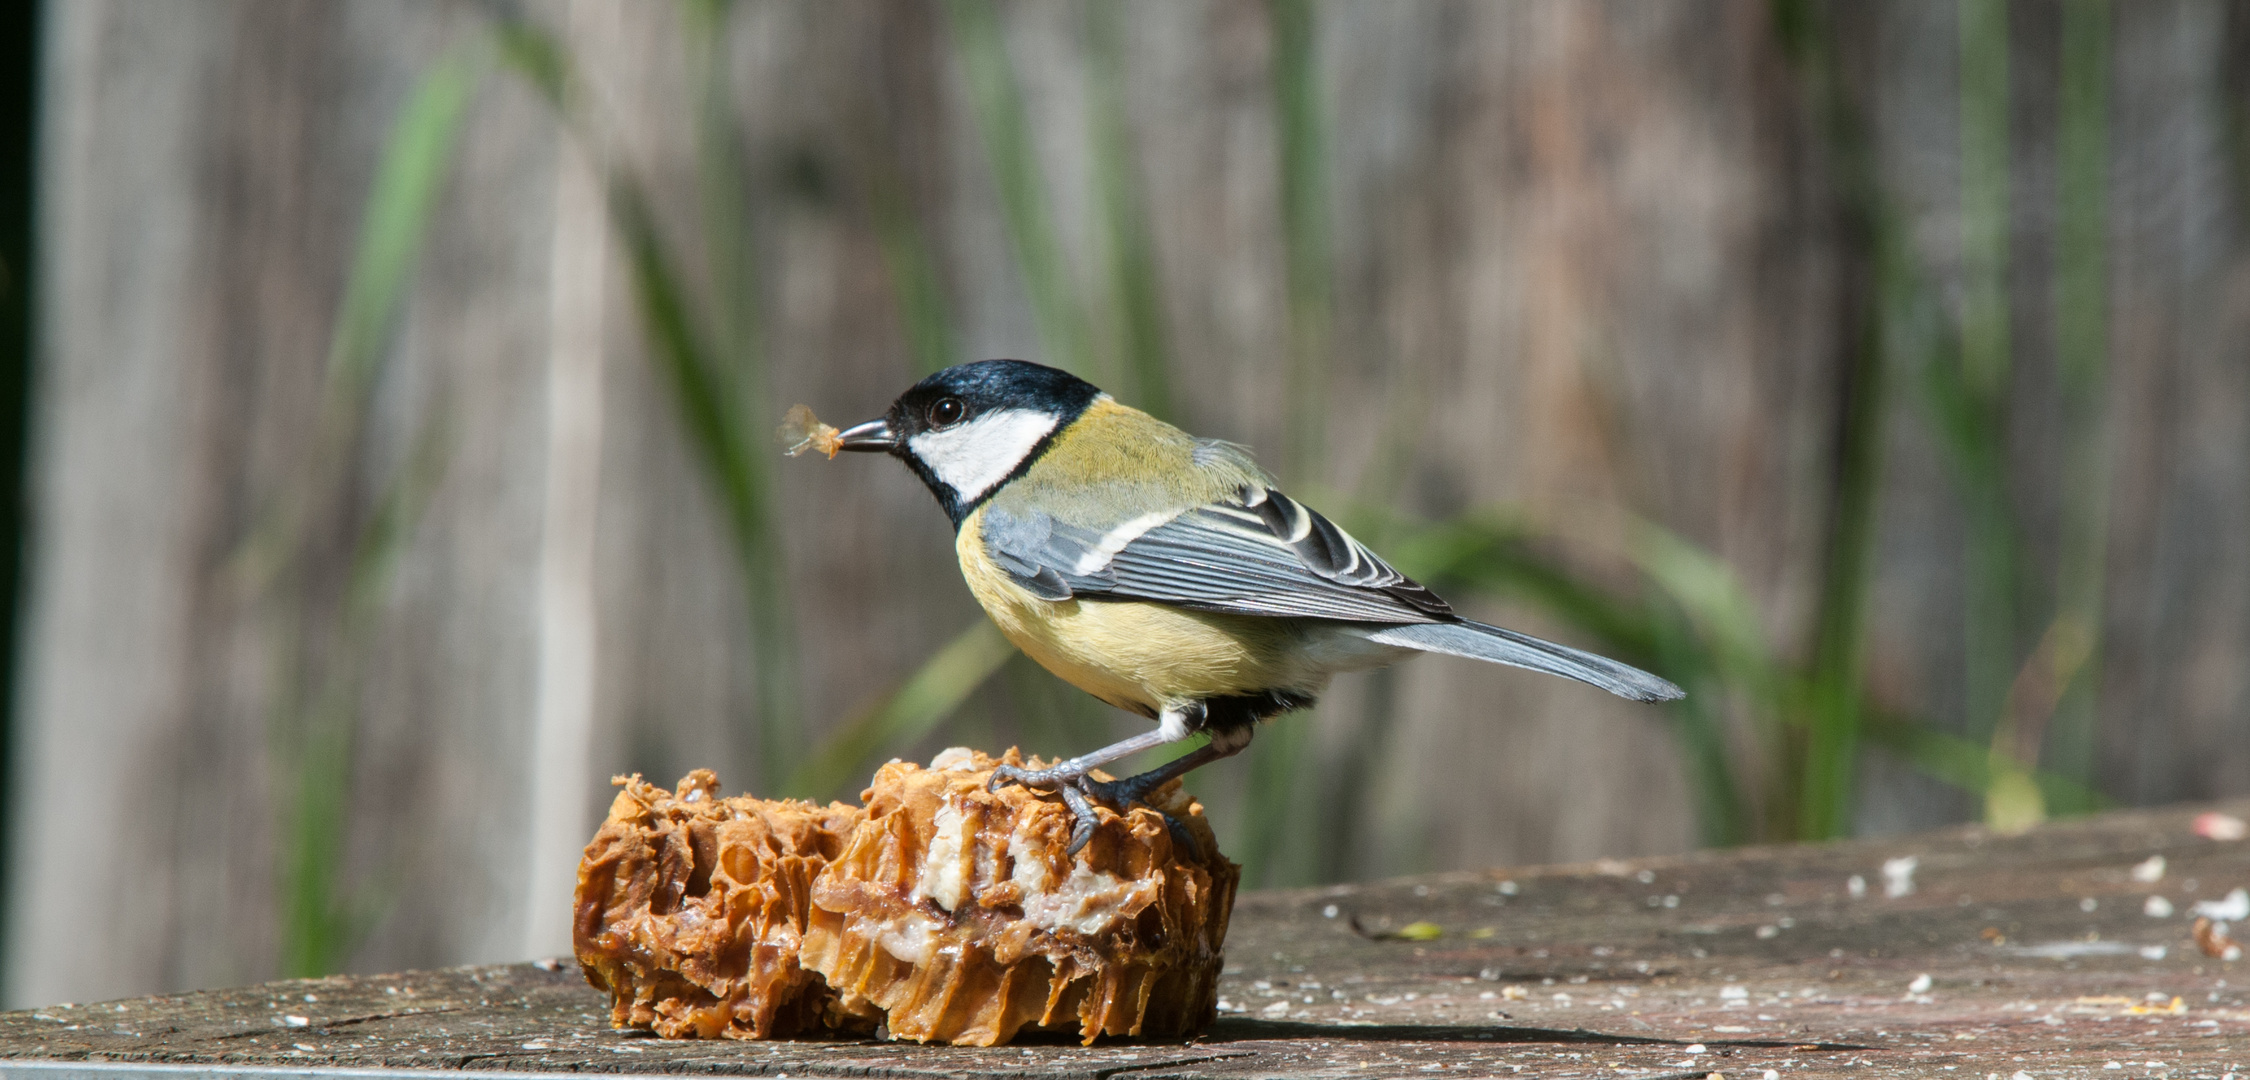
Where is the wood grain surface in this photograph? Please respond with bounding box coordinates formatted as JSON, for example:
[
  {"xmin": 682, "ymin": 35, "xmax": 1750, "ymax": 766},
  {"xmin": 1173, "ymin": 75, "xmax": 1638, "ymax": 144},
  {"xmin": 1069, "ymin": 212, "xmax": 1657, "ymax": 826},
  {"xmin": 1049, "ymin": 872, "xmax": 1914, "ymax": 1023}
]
[{"xmin": 0, "ymin": 800, "xmax": 2243, "ymax": 1078}]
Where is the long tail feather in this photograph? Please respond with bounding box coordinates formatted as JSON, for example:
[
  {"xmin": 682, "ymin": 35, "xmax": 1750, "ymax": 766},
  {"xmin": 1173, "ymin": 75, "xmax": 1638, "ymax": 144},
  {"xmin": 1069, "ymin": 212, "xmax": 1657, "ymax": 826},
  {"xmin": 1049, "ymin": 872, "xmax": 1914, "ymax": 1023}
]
[{"xmin": 1363, "ymin": 620, "xmax": 1684, "ymax": 703}]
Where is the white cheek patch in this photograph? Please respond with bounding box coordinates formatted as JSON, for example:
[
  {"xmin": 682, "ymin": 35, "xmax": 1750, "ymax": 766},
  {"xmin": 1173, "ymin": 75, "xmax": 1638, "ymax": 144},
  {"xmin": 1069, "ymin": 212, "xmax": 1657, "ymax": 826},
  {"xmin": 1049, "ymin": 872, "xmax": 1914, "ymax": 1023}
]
[{"xmin": 908, "ymin": 409, "xmax": 1061, "ymax": 504}]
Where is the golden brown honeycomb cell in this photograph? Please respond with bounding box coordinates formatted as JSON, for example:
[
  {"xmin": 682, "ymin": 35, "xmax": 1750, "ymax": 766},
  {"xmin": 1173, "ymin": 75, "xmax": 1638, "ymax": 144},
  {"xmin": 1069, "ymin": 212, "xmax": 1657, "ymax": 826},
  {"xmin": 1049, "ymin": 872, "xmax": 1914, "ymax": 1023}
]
[
  {"xmin": 573, "ymin": 770, "xmax": 864, "ymax": 1038},
  {"xmin": 801, "ymin": 748, "xmax": 1238, "ymax": 1045},
  {"xmin": 572, "ymin": 750, "xmax": 1239, "ymax": 1047}
]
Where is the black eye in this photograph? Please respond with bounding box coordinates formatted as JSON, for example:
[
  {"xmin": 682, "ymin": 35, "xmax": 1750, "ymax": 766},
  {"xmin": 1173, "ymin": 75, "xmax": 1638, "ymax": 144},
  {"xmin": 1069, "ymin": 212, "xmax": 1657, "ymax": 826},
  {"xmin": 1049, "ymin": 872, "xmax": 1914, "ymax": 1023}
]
[{"xmin": 927, "ymin": 397, "xmax": 966, "ymax": 428}]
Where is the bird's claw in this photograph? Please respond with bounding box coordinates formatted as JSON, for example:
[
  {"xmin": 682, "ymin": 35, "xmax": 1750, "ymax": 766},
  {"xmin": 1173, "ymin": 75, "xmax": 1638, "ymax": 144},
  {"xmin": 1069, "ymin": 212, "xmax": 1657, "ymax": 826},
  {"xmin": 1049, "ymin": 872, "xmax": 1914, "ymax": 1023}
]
[
  {"xmin": 987, "ymin": 763, "xmax": 1104, "ymax": 854},
  {"xmin": 986, "ymin": 762, "xmax": 1067, "ymax": 793},
  {"xmin": 1076, "ymin": 772, "xmax": 1153, "ymax": 810},
  {"xmin": 987, "ymin": 764, "xmax": 1198, "ymax": 858},
  {"xmin": 1058, "ymin": 782, "xmax": 1100, "ymax": 855},
  {"xmin": 1160, "ymin": 812, "xmax": 1200, "ymax": 859},
  {"xmin": 1082, "ymin": 774, "xmax": 1202, "ymax": 858}
]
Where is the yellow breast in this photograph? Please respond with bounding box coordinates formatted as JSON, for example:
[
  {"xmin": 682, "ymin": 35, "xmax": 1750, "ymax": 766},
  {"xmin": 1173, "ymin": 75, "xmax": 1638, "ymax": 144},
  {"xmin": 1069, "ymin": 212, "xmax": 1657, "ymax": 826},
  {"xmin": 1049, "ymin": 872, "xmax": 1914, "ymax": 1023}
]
[{"xmin": 956, "ymin": 508, "xmax": 1309, "ymax": 716}]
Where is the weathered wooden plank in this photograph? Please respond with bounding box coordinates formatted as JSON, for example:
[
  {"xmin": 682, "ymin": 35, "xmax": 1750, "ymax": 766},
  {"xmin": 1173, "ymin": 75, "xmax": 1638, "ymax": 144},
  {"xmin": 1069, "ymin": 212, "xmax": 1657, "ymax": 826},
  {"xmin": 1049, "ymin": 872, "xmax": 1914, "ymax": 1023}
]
[{"xmin": 0, "ymin": 800, "xmax": 2241, "ymax": 1078}]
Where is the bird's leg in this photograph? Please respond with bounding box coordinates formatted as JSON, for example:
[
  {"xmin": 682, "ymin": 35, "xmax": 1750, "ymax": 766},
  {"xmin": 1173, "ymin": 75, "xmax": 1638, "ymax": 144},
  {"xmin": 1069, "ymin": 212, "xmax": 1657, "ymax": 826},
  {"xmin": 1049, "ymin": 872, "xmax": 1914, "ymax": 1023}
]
[
  {"xmin": 1078, "ymin": 732, "xmax": 1245, "ymax": 809},
  {"xmin": 990, "ymin": 708, "xmax": 1201, "ymax": 853},
  {"xmin": 1077, "ymin": 726, "xmax": 1253, "ymax": 855},
  {"xmin": 1053, "ymin": 782, "xmax": 1104, "ymax": 856},
  {"xmin": 986, "ymin": 726, "xmax": 1180, "ymax": 793}
]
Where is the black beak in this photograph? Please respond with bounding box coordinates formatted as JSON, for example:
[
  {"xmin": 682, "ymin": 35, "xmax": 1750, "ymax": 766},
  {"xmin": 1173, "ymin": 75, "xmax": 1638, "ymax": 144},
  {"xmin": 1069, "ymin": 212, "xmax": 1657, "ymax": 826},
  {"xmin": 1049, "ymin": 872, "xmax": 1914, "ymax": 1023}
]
[{"xmin": 835, "ymin": 418, "xmax": 896, "ymax": 452}]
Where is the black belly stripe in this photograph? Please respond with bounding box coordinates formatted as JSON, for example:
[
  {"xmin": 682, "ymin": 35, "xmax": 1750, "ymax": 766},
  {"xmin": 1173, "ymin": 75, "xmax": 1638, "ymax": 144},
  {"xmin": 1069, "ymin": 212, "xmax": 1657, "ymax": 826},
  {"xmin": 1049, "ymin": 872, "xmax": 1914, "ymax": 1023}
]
[{"xmin": 1182, "ymin": 689, "xmax": 1316, "ymax": 736}]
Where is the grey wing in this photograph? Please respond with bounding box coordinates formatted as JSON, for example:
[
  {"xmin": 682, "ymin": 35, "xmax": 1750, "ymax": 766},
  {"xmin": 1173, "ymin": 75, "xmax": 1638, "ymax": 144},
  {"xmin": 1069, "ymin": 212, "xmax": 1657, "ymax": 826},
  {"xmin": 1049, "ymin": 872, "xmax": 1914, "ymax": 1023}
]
[
  {"xmin": 978, "ymin": 506, "xmax": 1099, "ymax": 602},
  {"xmin": 980, "ymin": 488, "xmax": 1452, "ymax": 623},
  {"xmin": 1239, "ymin": 488, "xmax": 1451, "ymax": 616}
]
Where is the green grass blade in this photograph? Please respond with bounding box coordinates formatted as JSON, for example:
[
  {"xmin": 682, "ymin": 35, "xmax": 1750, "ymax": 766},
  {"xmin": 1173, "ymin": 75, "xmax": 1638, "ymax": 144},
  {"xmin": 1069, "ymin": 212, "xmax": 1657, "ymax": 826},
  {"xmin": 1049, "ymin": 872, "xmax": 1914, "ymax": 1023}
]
[
  {"xmin": 1617, "ymin": 522, "xmax": 1779, "ymax": 842},
  {"xmin": 1647, "ymin": 605, "xmax": 1749, "ymax": 847},
  {"xmin": 1365, "ymin": 501, "xmax": 2106, "ymax": 842},
  {"xmin": 233, "ymin": 49, "xmax": 482, "ymax": 594},
  {"xmin": 277, "ymin": 51, "xmax": 482, "ymax": 977},
  {"xmin": 1791, "ymin": 193, "xmax": 1913, "ymax": 839},
  {"xmin": 1622, "ymin": 522, "xmax": 1778, "ymax": 691},
  {"xmin": 281, "ymin": 420, "xmax": 451, "ymax": 977},
  {"xmin": 327, "ymin": 55, "xmax": 480, "ymax": 395},
  {"xmin": 867, "ymin": 160, "xmax": 960, "ymax": 377},
  {"xmin": 494, "ymin": 21, "xmax": 569, "ymax": 108},
  {"xmin": 1956, "ymin": 0, "xmax": 2019, "ymax": 779},
  {"xmin": 1271, "ymin": 0, "xmax": 1329, "ymax": 481},
  {"xmin": 679, "ymin": 0, "xmax": 801, "ymax": 791},
  {"xmin": 1862, "ymin": 705, "xmax": 2109, "ymax": 813},
  {"xmin": 2044, "ymin": 0, "xmax": 2112, "ymax": 811},
  {"xmin": 608, "ymin": 191, "xmax": 744, "ymax": 553},
  {"xmin": 1781, "ymin": 0, "xmax": 1892, "ymax": 841},
  {"xmin": 282, "ymin": 690, "xmax": 357, "ymax": 977},
  {"xmin": 609, "ymin": 182, "xmax": 808, "ymax": 787},
  {"xmin": 945, "ymin": 0, "xmax": 1089, "ymax": 376},
  {"xmin": 1958, "ymin": 0, "xmax": 2012, "ymax": 402},
  {"xmin": 786, "ymin": 621, "xmax": 1017, "ymax": 801},
  {"xmin": 1371, "ymin": 507, "xmax": 1749, "ymax": 843},
  {"xmin": 1242, "ymin": 0, "xmax": 1323, "ymax": 877},
  {"xmin": 1087, "ymin": 1, "xmax": 1173, "ymax": 420},
  {"xmin": 501, "ymin": 12, "xmax": 805, "ymax": 789},
  {"xmin": 1385, "ymin": 514, "xmax": 1660, "ymax": 661}
]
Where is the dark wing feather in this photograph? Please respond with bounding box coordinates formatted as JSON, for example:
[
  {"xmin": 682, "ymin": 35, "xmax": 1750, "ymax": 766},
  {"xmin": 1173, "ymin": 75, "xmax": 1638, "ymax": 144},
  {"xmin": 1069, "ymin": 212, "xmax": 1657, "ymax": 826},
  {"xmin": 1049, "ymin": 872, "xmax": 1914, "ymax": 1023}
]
[
  {"xmin": 1244, "ymin": 489, "xmax": 1451, "ymax": 615},
  {"xmin": 981, "ymin": 487, "xmax": 1452, "ymax": 623}
]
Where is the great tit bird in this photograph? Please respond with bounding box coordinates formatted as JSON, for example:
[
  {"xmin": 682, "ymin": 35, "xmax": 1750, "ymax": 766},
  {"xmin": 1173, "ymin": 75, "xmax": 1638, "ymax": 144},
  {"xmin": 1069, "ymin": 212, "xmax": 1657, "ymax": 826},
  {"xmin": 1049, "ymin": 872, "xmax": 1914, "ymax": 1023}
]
[{"xmin": 829, "ymin": 359, "xmax": 1682, "ymax": 851}]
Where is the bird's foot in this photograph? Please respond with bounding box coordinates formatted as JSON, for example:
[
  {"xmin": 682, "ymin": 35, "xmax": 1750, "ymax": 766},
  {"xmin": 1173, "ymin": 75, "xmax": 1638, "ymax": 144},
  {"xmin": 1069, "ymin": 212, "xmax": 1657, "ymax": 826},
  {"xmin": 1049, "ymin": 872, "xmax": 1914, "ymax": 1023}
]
[
  {"xmin": 988, "ymin": 763, "xmax": 1104, "ymax": 853},
  {"xmin": 988, "ymin": 764, "xmax": 1197, "ymax": 857},
  {"xmin": 1080, "ymin": 772, "xmax": 1203, "ymax": 858},
  {"xmin": 986, "ymin": 761, "xmax": 1080, "ymax": 794},
  {"xmin": 1074, "ymin": 770, "xmax": 1168, "ymax": 816}
]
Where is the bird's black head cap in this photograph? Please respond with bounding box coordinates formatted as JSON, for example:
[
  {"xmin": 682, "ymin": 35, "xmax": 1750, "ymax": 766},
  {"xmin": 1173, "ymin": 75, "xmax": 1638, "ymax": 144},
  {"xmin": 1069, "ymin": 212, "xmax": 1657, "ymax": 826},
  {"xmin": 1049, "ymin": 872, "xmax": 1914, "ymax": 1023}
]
[{"xmin": 868, "ymin": 360, "xmax": 1104, "ymax": 526}]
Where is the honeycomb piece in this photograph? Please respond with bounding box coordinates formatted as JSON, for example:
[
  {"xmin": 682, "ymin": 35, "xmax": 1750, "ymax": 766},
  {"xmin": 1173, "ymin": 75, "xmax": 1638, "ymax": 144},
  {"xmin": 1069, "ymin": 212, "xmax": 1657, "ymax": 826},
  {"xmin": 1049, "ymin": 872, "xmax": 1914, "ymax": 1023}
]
[
  {"xmin": 799, "ymin": 748, "xmax": 1239, "ymax": 1045},
  {"xmin": 573, "ymin": 769, "xmax": 864, "ymax": 1038}
]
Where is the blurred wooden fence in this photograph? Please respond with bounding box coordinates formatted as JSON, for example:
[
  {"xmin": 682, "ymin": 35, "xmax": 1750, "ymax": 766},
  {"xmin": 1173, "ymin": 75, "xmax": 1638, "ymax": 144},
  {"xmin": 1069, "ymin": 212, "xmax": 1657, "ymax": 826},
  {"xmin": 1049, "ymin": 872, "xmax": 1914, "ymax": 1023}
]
[{"xmin": 8, "ymin": 0, "xmax": 2249, "ymax": 1006}]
